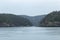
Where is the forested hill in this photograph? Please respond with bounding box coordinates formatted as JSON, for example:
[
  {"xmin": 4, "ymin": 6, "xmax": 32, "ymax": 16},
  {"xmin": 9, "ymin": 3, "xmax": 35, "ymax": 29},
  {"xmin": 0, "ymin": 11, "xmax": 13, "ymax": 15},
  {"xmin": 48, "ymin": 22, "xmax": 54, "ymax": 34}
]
[
  {"xmin": 40, "ymin": 11, "xmax": 60, "ymax": 27},
  {"xmin": 0, "ymin": 14, "xmax": 32, "ymax": 27}
]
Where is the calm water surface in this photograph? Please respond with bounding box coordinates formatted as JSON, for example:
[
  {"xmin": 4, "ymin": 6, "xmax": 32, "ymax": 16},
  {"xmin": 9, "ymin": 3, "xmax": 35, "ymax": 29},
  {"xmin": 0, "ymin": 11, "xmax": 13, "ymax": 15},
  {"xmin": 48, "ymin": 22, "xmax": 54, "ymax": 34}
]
[{"xmin": 0, "ymin": 26, "xmax": 60, "ymax": 40}]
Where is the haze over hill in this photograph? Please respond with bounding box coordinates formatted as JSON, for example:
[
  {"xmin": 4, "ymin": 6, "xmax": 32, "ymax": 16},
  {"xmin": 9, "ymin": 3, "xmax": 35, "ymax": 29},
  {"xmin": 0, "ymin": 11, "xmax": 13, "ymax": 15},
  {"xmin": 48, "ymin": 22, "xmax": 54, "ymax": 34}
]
[{"xmin": 20, "ymin": 15, "xmax": 46, "ymax": 26}]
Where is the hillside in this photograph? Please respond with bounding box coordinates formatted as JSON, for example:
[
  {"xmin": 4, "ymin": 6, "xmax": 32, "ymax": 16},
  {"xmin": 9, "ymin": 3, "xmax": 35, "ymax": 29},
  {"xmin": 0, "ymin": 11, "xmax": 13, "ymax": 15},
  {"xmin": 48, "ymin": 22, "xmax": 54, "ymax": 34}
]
[
  {"xmin": 40, "ymin": 11, "xmax": 60, "ymax": 27},
  {"xmin": 0, "ymin": 14, "xmax": 32, "ymax": 27}
]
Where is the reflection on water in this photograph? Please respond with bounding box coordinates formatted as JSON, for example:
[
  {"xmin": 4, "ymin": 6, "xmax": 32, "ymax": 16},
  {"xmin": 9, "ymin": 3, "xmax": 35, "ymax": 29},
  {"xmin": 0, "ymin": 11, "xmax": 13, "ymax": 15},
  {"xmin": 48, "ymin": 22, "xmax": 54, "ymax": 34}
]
[{"xmin": 0, "ymin": 27, "xmax": 60, "ymax": 40}]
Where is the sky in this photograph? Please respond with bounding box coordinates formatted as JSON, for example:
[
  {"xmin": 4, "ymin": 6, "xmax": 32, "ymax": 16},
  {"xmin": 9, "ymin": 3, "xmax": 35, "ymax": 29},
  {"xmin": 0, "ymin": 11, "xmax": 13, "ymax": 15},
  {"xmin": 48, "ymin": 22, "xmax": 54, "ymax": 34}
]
[{"xmin": 0, "ymin": 0, "xmax": 60, "ymax": 16}]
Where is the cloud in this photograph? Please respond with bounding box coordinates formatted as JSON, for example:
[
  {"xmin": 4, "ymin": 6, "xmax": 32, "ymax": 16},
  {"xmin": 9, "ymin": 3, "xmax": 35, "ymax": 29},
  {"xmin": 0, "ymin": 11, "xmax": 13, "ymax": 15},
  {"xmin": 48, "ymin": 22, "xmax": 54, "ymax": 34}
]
[
  {"xmin": 9, "ymin": 0, "xmax": 60, "ymax": 2},
  {"xmin": 0, "ymin": 0, "xmax": 60, "ymax": 3},
  {"xmin": 0, "ymin": 0, "xmax": 60, "ymax": 16}
]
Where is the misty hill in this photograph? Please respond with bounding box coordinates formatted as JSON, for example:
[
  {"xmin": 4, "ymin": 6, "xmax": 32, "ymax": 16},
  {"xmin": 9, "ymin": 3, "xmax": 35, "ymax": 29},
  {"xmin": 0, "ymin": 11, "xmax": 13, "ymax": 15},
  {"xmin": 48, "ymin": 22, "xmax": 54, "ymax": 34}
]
[
  {"xmin": 40, "ymin": 11, "xmax": 60, "ymax": 27},
  {"xmin": 0, "ymin": 14, "xmax": 32, "ymax": 27},
  {"xmin": 19, "ymin": 15, "xmax": 46, "ymax": 26}
]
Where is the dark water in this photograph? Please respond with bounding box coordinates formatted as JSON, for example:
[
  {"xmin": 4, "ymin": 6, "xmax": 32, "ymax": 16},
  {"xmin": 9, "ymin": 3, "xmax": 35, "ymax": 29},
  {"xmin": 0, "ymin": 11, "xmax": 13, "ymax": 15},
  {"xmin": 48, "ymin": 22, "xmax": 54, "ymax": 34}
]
[{"xmin": 0, "ymin": 26, "xmax": 60, "ymax": 40}]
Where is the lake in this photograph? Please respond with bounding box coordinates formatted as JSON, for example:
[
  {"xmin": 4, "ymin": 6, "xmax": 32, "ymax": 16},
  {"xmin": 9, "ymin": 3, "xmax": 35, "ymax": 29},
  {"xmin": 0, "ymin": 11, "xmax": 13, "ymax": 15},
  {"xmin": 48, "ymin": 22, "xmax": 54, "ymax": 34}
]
[{"xmin": 0, "ymin": 26, "xmax": 60, "ymax": 40}]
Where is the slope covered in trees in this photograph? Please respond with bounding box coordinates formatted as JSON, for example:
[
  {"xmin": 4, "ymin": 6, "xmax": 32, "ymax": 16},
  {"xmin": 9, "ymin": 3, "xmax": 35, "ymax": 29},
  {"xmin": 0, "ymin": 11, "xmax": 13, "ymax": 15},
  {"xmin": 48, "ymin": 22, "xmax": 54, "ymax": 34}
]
[
  {"xmin": 0, "ymin": 14, "xmax": 32, "ymax": 27},
  {"xmin": 40, "ymin": 11, "xmax": 60, "ymax": 27}
]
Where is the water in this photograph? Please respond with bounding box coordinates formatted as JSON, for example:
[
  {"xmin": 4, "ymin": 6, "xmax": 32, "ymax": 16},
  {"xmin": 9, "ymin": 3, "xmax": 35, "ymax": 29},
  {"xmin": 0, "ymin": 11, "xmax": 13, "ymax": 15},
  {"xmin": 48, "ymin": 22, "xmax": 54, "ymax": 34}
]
[{"xmin": 0, "ymin": 26, "xmax": 60, "ymax": 40}]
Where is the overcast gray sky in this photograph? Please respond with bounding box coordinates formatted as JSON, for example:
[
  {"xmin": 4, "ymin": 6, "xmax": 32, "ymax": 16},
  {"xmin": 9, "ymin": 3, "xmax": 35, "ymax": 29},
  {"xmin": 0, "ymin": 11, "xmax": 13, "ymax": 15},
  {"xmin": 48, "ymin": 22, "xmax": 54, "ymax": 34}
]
[{"xmin": 0, "ymin": 0, "xmax": 60, "ymax": 16}]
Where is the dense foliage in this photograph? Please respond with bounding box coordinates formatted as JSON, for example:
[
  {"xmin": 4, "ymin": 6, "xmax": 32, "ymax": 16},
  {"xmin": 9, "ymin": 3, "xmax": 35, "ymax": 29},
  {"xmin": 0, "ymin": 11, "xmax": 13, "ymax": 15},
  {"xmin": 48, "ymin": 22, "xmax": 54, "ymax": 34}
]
[
  {"xmin": 40, "ymin": 11, "xmax": 60, "ymax": 27},
  {"xmin": 0, "ymin": 14, "xmax": 32, "ymax": 27}
]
